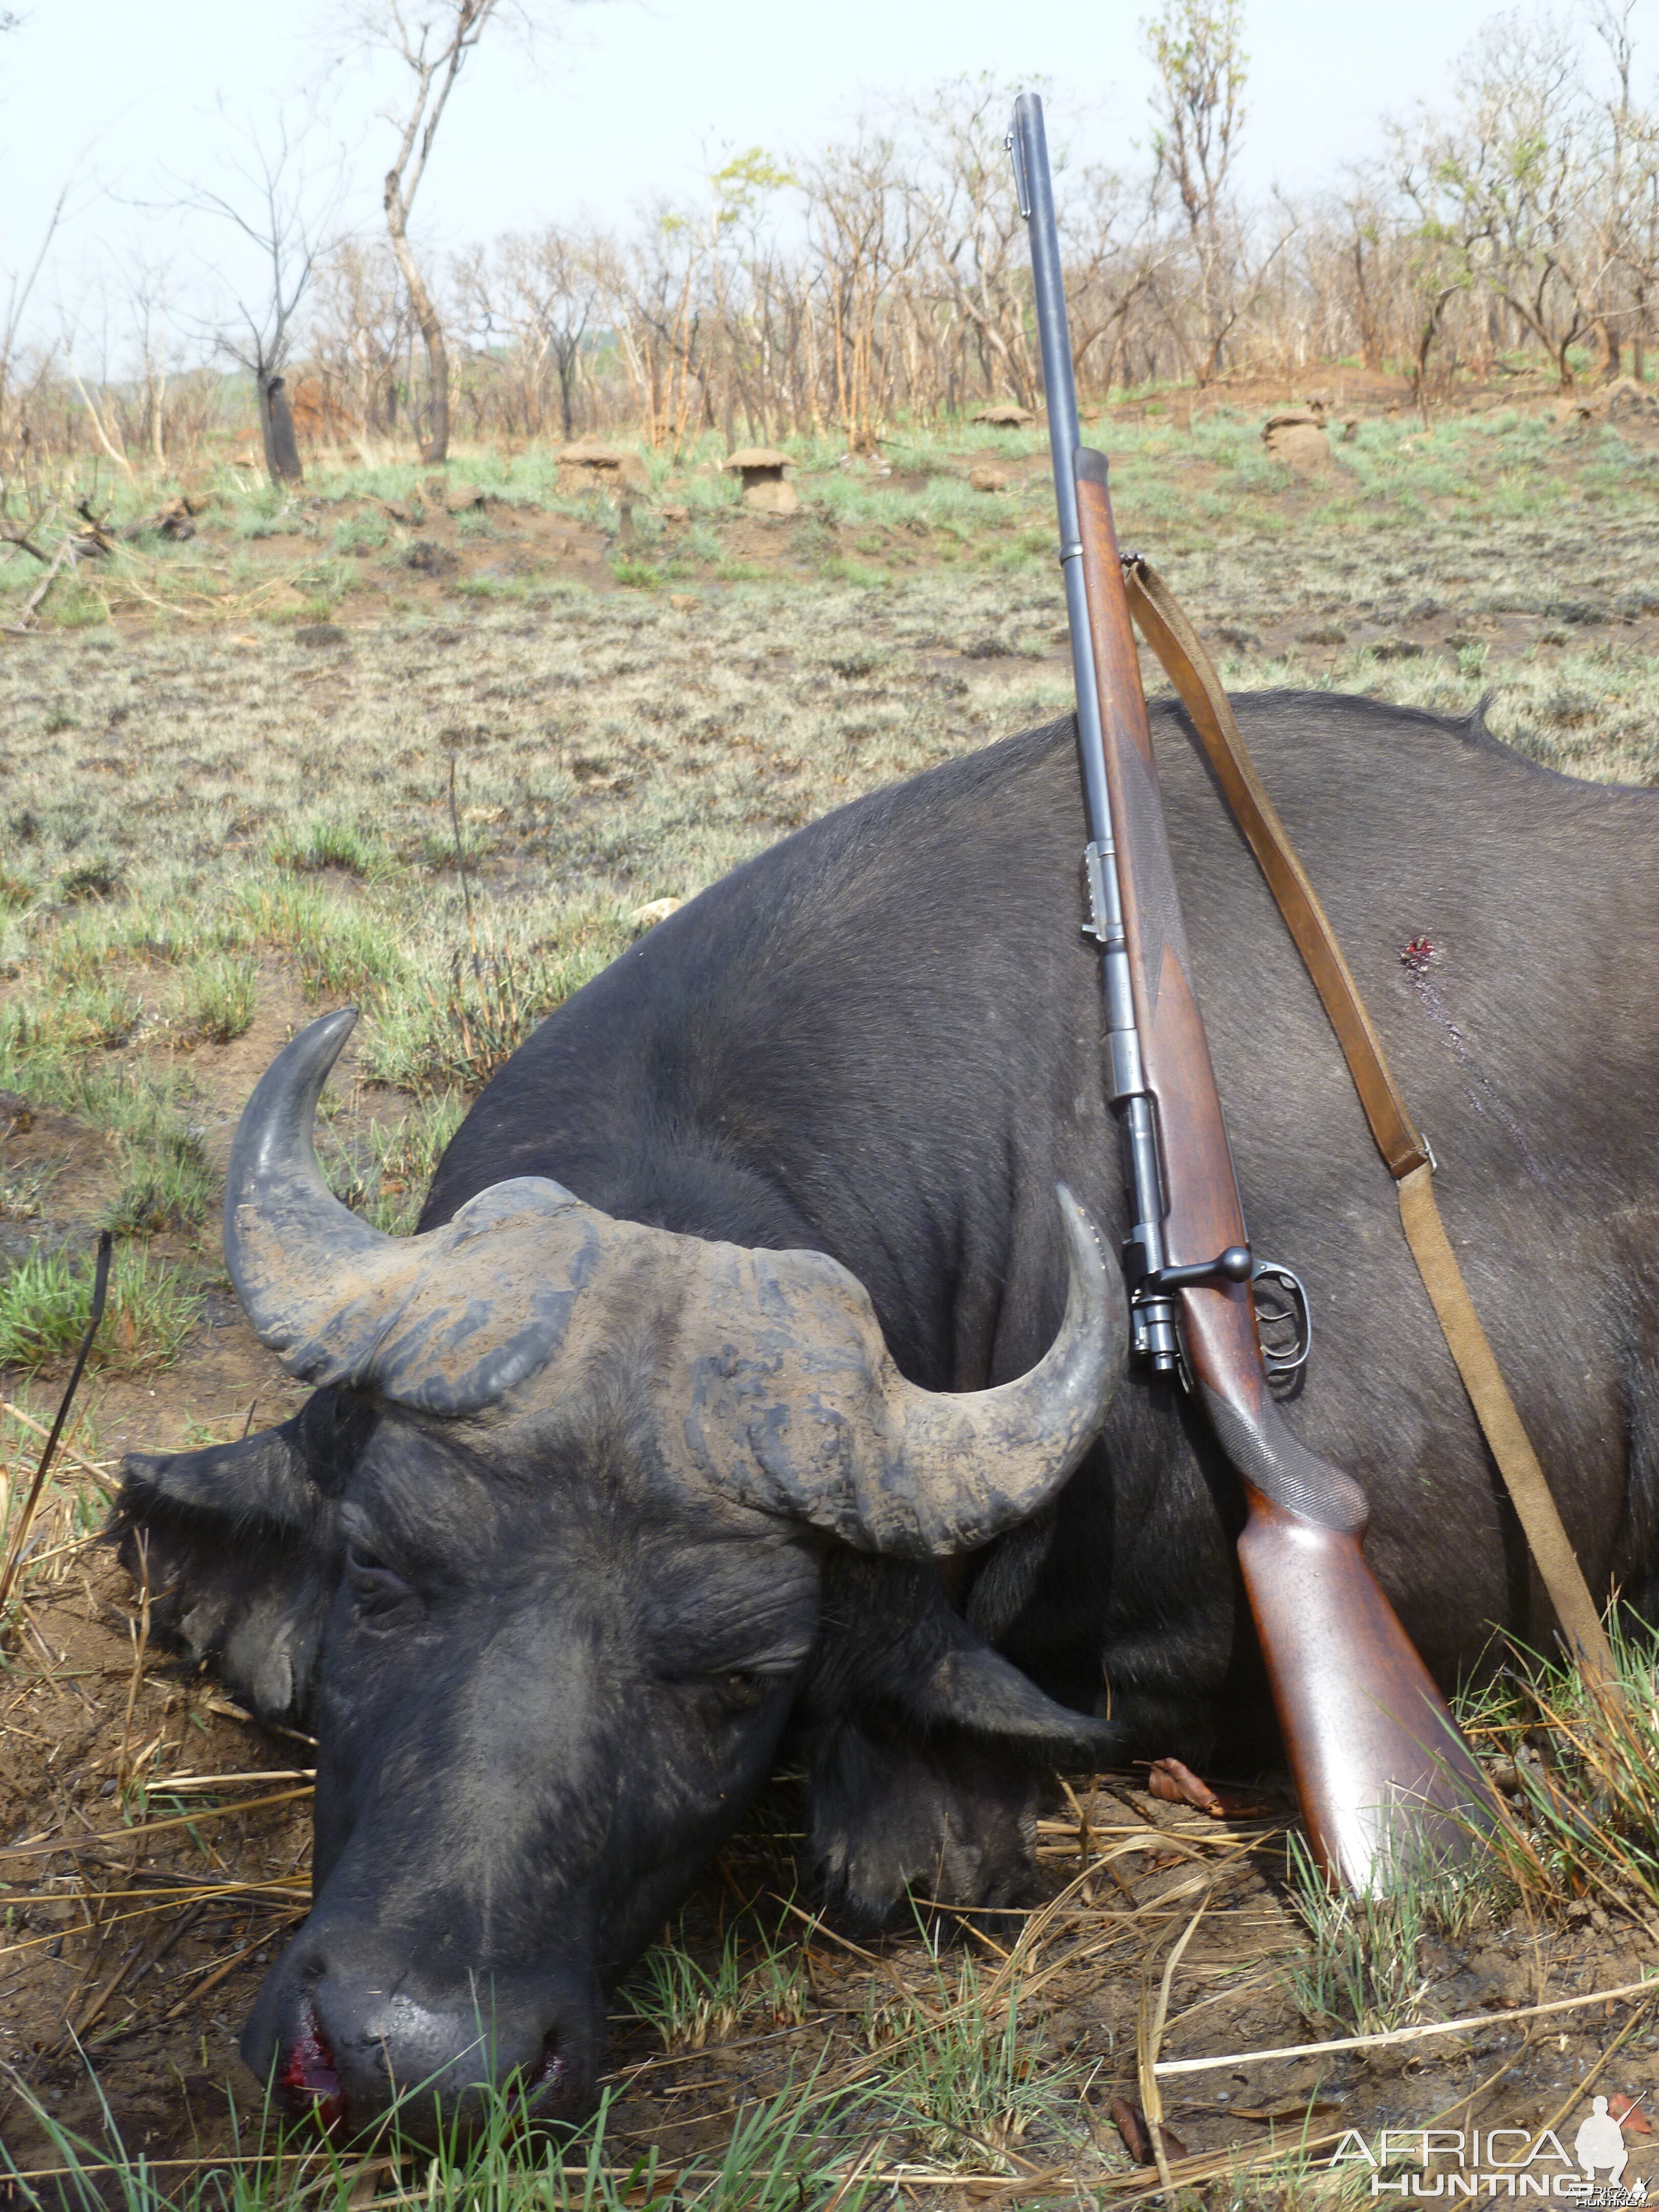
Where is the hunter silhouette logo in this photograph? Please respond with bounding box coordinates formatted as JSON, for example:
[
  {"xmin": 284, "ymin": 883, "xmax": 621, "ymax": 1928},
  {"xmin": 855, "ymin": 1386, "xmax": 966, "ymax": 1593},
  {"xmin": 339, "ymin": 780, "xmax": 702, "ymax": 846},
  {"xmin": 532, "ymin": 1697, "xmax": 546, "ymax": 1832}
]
[
  {"xmin": 1578, "ymin": 2100, "xmax": 1638, "ymax": 2191},
  {"xmin": 1331, "ymin": 2098, "xmax": 1652, "ymax": 2201}
]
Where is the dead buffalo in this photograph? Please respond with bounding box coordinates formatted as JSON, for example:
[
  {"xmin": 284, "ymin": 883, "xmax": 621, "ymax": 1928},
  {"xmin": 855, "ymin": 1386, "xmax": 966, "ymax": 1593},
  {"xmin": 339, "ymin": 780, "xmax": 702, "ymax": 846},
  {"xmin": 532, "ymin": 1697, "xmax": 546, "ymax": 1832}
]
[{"xmin": 116, "ymin": 690, "xmax": 1659, "ymax": 2138}]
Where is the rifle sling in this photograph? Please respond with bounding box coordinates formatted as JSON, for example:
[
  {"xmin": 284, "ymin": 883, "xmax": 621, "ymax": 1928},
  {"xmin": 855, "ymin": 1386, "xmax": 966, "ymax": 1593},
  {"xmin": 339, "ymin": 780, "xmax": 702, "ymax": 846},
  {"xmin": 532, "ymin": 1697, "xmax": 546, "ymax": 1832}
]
[{"xmin": 1122, "ymin": 554, "xmax": 1615, "ymax": 1689}]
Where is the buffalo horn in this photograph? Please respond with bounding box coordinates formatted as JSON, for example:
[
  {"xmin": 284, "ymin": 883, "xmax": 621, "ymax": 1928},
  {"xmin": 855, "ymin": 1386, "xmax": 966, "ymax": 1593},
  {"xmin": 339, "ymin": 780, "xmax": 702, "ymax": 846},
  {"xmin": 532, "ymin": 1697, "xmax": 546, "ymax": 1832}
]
[
  {"xmin": 223, "ymin": 1009, "xmax": 602, "ymax": 1416},
  {"xmin": 679, "ymin": 1185, "xmax": 1125, "ymax": 1557},
  {"xmin": 226, "ymin": 1016, "xmax": 1125, "ymax": 1552}
]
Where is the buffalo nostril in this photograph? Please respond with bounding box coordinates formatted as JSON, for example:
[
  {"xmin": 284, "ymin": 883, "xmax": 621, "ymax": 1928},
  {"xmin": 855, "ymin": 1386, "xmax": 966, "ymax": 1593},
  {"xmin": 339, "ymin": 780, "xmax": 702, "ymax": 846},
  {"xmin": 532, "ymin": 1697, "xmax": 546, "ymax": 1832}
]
[
  {"xmin": 280, "ymin": 2005, "xmax": 346, "ymax": 2136},
  {"xmin": 518, "ymin": 2032, "xmax": 568, "ymax": 2107}
]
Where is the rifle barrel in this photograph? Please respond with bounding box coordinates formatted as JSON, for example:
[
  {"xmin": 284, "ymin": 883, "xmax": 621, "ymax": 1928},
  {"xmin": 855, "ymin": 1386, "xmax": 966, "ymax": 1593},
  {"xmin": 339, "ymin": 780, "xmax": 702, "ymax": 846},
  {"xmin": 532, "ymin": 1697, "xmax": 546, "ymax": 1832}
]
[{"xmin": 1010, "ymin": 92, "xmax": 1179, "ymax": 1371}]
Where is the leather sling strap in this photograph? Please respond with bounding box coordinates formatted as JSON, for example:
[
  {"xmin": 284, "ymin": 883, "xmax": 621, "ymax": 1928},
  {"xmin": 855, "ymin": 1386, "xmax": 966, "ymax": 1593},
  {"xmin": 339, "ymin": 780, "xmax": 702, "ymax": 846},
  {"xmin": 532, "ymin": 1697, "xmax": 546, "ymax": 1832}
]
[{"xmin": 1123, "ymin": 555, "xmax": 1617, "ymax": 1691}]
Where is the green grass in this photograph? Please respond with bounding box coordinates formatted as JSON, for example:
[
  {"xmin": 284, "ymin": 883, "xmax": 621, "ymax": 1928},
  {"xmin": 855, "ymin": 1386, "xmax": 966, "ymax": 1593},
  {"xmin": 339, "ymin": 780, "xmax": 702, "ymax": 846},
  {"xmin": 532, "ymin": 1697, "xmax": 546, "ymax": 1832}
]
[
  {"xmin": 1460, "ymin": 1626, "xmax": 1659, "ymax": 1922},
  {"xmin": 859, "ymin": 1941, "xmax": 1090, "ymax": 2175},
  {"xmin": 107, "ymin": 1128, "xmax": 216, "ymax": 1237},
  {"xmin": 179, "ymin": 953, "xmax": 258, "ymax": 1044},
  {"xmin": 3, "ymin": 2066, "xmax": 883, "ymax": 2212},
  {"xmin": 0, "ymin": 1240, "xmax": 202, "ymax": 1374},
  {"xmin": 269, "ymin": 814, "xmax": 392, "ymax": 882},
  {"xmin": 623, "ymin": 1906, "xmax": 811, "ymax": 2053}
]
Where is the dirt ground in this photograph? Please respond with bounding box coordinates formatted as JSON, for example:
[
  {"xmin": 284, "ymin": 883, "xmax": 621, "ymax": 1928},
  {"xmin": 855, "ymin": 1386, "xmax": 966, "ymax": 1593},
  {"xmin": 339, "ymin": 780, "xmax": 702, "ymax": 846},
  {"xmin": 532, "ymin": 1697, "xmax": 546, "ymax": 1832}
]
[{"xmin": 5, "ymin": 373, "xmax": 1659, "ymax": 2200}]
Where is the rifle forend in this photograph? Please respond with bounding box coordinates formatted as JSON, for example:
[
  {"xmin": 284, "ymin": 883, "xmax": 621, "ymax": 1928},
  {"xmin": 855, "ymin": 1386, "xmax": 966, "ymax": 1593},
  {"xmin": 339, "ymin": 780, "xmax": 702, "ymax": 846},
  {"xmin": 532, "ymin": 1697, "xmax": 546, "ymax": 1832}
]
[{"xmin": 1067, "ymin": 443, "xmax": 1492, "ymax": 1887}]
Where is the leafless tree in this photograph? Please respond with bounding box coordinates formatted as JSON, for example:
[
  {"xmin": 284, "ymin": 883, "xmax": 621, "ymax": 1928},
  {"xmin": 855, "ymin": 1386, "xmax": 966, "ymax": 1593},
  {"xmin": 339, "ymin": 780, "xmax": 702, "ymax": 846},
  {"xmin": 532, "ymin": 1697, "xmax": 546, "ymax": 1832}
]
[
  {"xmin": 346, "ymin": 1, "xmax": 601, "ymax": 461},
  {"xmin": 113, "ymin": 250, "xmax": 180, "ymax": 466},
  {"xmin": 456, "ymin": 223, "xmax": 606, "ymax": 439},
  {"xmin": 0, "ymin": 182, "xmax": 65, "ymax": 450},
  {"xmin": 1405, "ymin": 17, "xmax": 1609, "ymax": 391},
  {"xmin": 1589, "ymin": 0, "xmax": 1659, "ymax": 378},
  {"xmin": 175, "ymin": 104, "xmax": 347, "ymax": 481},
  {"xmin": 359, "ymin": 1, "xmax": 501, "ymax": 462},
  {"xmin": 310, "ymin": 239, "xmax": 417, "ymax": 449},
  {"xmin": 1144, "ymin": 0, "xmax": 1252, "ymax": 383}
]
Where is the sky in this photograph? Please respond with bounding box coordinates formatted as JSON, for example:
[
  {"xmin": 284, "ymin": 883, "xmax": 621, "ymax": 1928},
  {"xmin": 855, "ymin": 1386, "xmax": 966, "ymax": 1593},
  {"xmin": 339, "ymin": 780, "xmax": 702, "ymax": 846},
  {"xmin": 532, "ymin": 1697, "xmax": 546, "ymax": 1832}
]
[{"xmin": 3, "ymin": 0, "xmax": 1655, "ymax": 360}]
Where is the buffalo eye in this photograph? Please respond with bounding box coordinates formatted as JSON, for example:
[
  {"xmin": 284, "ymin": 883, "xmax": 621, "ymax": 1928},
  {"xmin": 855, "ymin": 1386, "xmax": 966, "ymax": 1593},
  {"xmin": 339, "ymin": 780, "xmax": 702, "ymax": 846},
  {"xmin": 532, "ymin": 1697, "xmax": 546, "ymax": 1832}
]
[
  {"xmin": 706, "ymin": 1670, "xmax": 782, "ymax": 1716},
  {"xmin": 345, "ymin": 1544, "xmax": 417, "ymax": 1624}
]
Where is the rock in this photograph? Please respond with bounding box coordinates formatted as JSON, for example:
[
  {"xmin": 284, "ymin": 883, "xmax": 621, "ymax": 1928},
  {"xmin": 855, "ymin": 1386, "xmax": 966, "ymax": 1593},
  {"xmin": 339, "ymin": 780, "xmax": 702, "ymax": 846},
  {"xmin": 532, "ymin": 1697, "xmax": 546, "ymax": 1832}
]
[
  {"xmin": 294, "ymin": 623, "xmax": 347, "ymax": 647},
  {"xmin": 970, "ymin": 402, "xmax": 1035, "ymax": 428},
  {"xmin": 1560, "ymin": 376, "xmax": 1659, "ymax": 426},
  {"xmin": 659, "ymin": 503, "xmax": 690, "ymax": 523},
  {"xmin": 558, "ymin": 441, "xmax": 651, "ymax": 496},
  {"xmin": 631, "ymin": 898, "xmax": 684, "ymax": 930},
  {"xmin": 1601, "ymin": 375, "xmax": 1659, "ymax": 421},
  {"xmin": 375, "ymin": 497, "xmax": 415, "ymax": 525},
  {"xmin": 443, "ymin": 481, "xmax": 487, "ymax": 512},
  {"xmin": 969, "ymin": 464, "xmax": 1010, "ymax": 492},
  {"xmin": 1263, "ymin": 410, "xmax": 1336, "ymax": 472}
]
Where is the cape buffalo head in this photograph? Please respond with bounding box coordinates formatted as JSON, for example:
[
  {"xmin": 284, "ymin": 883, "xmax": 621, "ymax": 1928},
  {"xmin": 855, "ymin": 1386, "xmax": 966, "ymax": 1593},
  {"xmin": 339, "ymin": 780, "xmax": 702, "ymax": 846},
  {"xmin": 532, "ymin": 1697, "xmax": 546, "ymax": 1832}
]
[{"xmin": 115, "ymin": 1009, "xmax": 1125, "ymax": 2142}]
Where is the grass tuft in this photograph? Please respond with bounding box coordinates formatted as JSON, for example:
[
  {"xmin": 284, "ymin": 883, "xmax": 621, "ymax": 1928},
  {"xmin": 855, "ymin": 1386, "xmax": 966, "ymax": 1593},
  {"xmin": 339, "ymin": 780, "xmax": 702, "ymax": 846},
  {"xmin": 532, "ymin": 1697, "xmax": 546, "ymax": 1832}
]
[
  {"xmin": 861, "ymin": 1940, "xmax": 1087, "ymax": 2174},
  {"xmin": 58, "ymin": 855, "xmax": 126, "ymax": 904},
  {"xmin": 625, "ymin": 1907, "xmax": 811, "ymax": 2052},
  {"xmin": 0, "ymin": 1240, "xmax": 202, "ymax": 1374},
  {"xmin": 269, "ymin": 814, "xmax": 390, "ymax": 881},
  {"xmin": 179, "ymin": 954, "xmax": 258, "ymax": 1043},
  {"xmin": 1463, "ymin": 1626, "xmax": 1659, "ymax": 1921}
]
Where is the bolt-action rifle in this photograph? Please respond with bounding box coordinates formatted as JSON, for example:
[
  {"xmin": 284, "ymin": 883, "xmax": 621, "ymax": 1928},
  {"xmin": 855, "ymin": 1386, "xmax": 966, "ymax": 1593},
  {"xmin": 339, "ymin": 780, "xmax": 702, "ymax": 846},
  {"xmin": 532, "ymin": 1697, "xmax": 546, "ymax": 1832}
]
[{"xmin": 1009, "ymin": 92, "xmax": 1492, "ymax": 1888}]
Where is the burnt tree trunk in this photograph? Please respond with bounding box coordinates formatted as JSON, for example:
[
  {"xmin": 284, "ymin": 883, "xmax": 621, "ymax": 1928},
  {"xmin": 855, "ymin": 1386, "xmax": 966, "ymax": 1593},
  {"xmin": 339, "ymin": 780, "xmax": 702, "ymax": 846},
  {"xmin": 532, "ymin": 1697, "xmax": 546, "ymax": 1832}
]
[{"xmin": 259, "ymin": 372, "xmax": 304, "ymax": 486}]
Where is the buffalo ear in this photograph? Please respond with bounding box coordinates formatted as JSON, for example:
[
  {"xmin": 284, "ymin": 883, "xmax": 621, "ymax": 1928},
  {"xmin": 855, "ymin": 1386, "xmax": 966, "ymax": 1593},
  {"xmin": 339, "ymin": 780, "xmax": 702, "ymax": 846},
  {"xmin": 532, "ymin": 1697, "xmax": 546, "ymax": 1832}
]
[
  {"xmin": 903, "ymin": 1601, "xmax": 1121, "ymax": 1758},
  {"xmin": 116, "ymin": 1390, "xmax": 372, "ymax": 1529},
  {"xmin": 802, "ymin": 1552, "xmax": 1120, "ymax": 1761},
  {"xmin": 798, "ymin": 1563, "xmax": 1121, "ymax": 1929},
  {"xmin": 111, "ymin": 1393, "xmax": 369, "ymax": 1730}
]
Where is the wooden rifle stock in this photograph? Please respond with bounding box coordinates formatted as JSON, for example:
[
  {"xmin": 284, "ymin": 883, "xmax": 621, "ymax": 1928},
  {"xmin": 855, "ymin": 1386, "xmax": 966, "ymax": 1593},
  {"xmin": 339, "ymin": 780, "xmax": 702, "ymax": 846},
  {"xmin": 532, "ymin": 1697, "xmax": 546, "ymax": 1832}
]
[{"xmin": 1072, "ymin": 450, "xmax": 1493, "ymax": 1887}]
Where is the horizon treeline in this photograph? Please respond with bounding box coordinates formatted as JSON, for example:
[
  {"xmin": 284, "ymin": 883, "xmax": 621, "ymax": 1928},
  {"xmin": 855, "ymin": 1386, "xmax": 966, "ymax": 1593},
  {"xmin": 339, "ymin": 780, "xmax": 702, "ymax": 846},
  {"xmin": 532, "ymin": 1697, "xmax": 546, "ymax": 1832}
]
[{"xmin": 4, "ymin": 0, "xmax": 1659, "ymax": 482}]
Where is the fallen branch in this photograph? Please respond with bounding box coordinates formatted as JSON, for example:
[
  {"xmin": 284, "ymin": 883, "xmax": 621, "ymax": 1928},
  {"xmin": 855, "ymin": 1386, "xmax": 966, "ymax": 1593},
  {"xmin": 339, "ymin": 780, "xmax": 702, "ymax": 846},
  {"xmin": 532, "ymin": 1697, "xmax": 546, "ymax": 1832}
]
[
  {"xmin": 74, "ymin": 499, "xmax": 118, "ymax": 555},
  {"xmin": 2, "ymin": 528, "xmax": 77, "ymax": 633}
]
